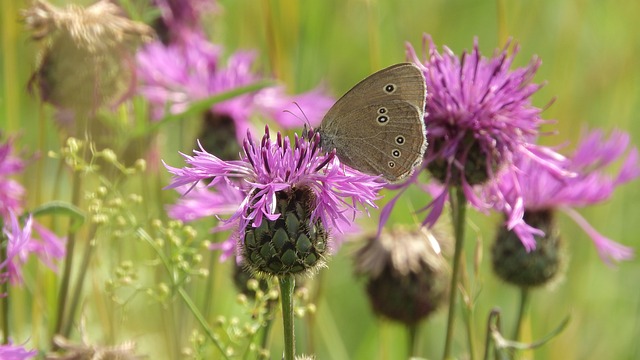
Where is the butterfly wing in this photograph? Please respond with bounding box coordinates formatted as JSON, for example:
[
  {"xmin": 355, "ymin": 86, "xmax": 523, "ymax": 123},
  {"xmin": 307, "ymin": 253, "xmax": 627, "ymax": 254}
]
[
  {"xmin": 319, "ymin": 63, "xmax": 427, "ymax": 182},
  {"xmin": 322, "ymin": 63, "xmax": 426, "ymax": 124},
  {"xmin": 324, "ymin": 100, "xmax": 427, "ymax": 182}
]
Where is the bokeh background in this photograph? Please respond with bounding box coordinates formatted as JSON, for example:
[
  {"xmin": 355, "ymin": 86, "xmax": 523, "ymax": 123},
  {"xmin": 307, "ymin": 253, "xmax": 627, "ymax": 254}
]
[{"xmin": 1, "ymin": 0, "xmax": 639, "ymax": 359}]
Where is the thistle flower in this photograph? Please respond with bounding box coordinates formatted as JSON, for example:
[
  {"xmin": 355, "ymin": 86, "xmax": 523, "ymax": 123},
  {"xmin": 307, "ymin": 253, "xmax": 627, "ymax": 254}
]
[
  {"xmin": 137, "ymin": 30, "xmax": 334, "ymax": 146},
  {"xmin": 23, "ymin": 0, "xmax": 154, "ymax": 117},
  {"xmin": 150, "ymin": 0, "xmax": 217, "ymax": 44},
  {"xmin": 0, "ymin": 342, "xmax": 36, "ymax": 360},
  {"xmin": 398, "ymin": 35, "xmax": 565, "ymax": 228},
  {"xmin": 165, "ymin": 126, "xmax": 382, "ymax": 275},
  {"xmin": 491, "ymin": 129, "xmax": 639, "ymax": 265},
  {"xmin": 0, "ymin": 136, "xmax": 66, "ymax": 285},
  {"xmin": 0, "ymin": 137, "xmax": 25, "ymax": 216},
  {"xmin": 354, "ymin": 227, "xmax": 448, "ymax": 324}
]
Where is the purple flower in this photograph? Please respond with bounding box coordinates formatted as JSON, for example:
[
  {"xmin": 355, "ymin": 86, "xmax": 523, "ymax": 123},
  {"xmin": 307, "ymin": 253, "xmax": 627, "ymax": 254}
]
[
  {"xmin": 0, "ymin": 137, "xmax": 25, "ymax": 217},
  {"xmin": 490, "ymin": 129, "xmax": 639, "ymax": 262},
  {"xmin": 153, "ymin": 0, "xmax": 217, "ymax": 39},
  {"xmin": 0, "ymin": 136, "xmax": 66, "ymax": 284},
  {"xmin": 137, "ymin": 31, "xmax": 334, "ymax": 142},
  {"xmin": 390, "ymin": 34, "xmax": 565, "ymax": 229},
  {"xmin": 0, "ymin": 342, "xmax": 36, "ymax": 360},
  {"xmin": 164, "ymin": 126, "xmax": 383, "ymax": 261}
]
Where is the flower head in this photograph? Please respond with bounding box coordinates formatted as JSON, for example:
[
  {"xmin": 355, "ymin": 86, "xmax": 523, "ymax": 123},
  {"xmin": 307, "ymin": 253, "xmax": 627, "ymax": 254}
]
[
  {"xmin": 165, "ymin": 126, "xmax": 382, "ymax": 274},
  {"xmin": 354, "ymin": 227, "xmax": 448, "ymax": 324},
  {"xmin": 0, "ymin": 137, "xmax": 25, "ymax": 217},
  {"xmin": 137, "ymin": 31, "xmax": 334, "ymax": 144},
  {"xmin": 0, "ymin": 136, "xmax": 66, "ymax": 285},
  {"xmin": 491, "ymin": 129, "xmax": 639, "ymax": 262},
  {"xmin": 396, "ymin": 34, "xmax": 565, "ymax": 229},
  {"xmin": 151, "ymin": 0, "xmax": 217, "ymax": 44},
  {"xmin": 0, "ymin": 342, "xmax": 36, "ymax": 360},
  {"xmin": 23, "ymin": 0, "xmax": 153, "ymax": 115}
]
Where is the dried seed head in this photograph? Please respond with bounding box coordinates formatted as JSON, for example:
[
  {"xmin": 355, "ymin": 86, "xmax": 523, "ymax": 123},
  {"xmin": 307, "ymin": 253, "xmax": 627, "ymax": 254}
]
[
  {"xmin": 22, "ymin": 0, "xmax": 154, "ymax": 113},
  {"xmin": 354, "ymin": 227, "xmax": 449, "ymax": 324},
  {"xmin": 47, "ymin": 335, "xmax": 144, "ymax": 360}
]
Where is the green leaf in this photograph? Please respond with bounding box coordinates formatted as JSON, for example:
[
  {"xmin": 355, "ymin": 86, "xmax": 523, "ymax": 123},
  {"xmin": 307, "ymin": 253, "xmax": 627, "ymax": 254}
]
[{"xmin": 28, "ymin": 201, "xmax": 86, "ymax": 233}]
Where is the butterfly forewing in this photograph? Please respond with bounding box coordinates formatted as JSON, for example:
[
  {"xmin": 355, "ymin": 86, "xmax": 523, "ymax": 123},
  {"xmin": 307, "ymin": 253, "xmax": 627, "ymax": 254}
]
[
  {"xmin": 322, "ymin": 63, "xmax": 426, "ymax": 123},
  {"xmin": 319, "ymin": 63, "xmax": 427, "ymax": 182}
]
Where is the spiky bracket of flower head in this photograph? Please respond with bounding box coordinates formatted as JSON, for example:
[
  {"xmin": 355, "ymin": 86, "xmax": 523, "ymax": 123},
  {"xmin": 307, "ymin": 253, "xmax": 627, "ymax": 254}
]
[{"xmin": 243, "ymin": 186, "xmax": 328, "ymax": 276}]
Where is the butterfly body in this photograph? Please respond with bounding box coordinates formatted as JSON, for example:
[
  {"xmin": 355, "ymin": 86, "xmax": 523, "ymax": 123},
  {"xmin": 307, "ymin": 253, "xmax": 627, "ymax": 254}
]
[{"xmin": 318, "ymin": 63, "xmax": 427, "ymax": 182}]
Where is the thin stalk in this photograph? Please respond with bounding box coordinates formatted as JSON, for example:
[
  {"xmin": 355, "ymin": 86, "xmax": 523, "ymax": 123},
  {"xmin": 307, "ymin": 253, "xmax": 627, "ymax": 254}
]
[
  {"xmin": 52, "ymin": 169, "xmax": 83, "ymax": 347},
  {"xmin": 259, "ymin": 307, "xmax": 275, "ymax": 353},
  {"xmin": 61, "ymin": 224, "xmax": 98, "ymax": 337},
  {"xmin": 1, "ymin": 227, "xmax": 8, "ymax": 344},
  {"xmin": 279, "ymin": 274, "xmax": 296, "ymax": 360},
  {"xmin": 202, "ymin": 233, "xmax": 218, "ymax": 320},
  {"xmin": 443, "ymin": 186, "xmax": 467, "ymax": 360},
  {"xmin": 178, "ymin": 287, "xmax": 229, "ymax": 360},
  {"xmin": 513, "ymin": 287, "xmax": 530, "ymax": 341},
  {"xmin": 407, "ymin": 322, "xmax": 419, "ymax": 358}
]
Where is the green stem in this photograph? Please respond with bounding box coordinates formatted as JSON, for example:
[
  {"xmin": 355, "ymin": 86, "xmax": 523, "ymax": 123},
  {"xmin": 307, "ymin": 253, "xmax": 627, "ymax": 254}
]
[
  {"xmin": 61, "ymin": 224, "xmax": 98, "ymax": 337},
  {"xmin": 443, "ymin": 186, "xmax": 467, "ymax": 360},
  {"xmin": 202, "ymin": 233, "xmax": 218, "ymax": 321},
  {"xmin": 178, "ymin": 287, "xmax": 229, "ymax": 360},
  {"xmin": 1, "ymin": 224, "xmax": 9, "ymax": 344},
  {"xmin": 513, "ymin": 287, "xmax": 530, "ymax": 341},
  {"xmin": 52, "ymin": 169, "xmax": 83, "ymax": 347},
  {"xmin": 279, "ymin": 274, "xmax": 296, "ymax": 360},
  {"xmin": 407, "ymin": 323, "xmax": 419, "ymax": 358}
]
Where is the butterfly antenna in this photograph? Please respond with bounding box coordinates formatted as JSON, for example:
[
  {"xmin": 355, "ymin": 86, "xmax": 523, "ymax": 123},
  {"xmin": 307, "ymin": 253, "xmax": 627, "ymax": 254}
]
[{"xmin": 283, "ymin": 101, "xmax": 313, "ymax": 139}]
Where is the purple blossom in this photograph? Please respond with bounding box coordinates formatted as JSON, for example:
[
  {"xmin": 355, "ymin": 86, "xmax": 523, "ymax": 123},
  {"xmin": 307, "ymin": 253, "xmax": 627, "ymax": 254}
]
[
  {"xmin": 0, "ymin": 137, "xmax": 25, "ymax": 217},
  {"xmin": 490, "ymin": 129, "xmax": 639, "ymax": 262},
  {"xmin": 0, "ymin": 136, "xmax": 66, "ymax": 284},
  {"xmin": 385, "ymin": 35, "xmax": 566, "ymax": 230},
  {"xmin": 153, "ymin": 0, "xmax": 217, "ymax": 39},
  {"xmin": 165, "ymin": 126, "xmax": 383, "ymax": 260},
  {"xmin": 137, "ymin": 30, "xmax": 334, "ymax": 142},
  {"xmin": 0, "ymin": 342, "xmax": 36, "ymax": 360}
]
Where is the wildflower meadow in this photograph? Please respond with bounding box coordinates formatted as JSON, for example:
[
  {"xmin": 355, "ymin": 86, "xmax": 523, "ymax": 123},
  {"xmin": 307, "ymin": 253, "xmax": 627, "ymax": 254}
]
[{"xmin": 1, "ymin": 1, "xmax": 639, "ymax": 359}]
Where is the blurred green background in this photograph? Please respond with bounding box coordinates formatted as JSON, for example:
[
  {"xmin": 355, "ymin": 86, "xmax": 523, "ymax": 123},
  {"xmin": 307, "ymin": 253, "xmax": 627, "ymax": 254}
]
[{"xmin": 1, "ymin": 0, "xmax": 639, "ymax": 359}]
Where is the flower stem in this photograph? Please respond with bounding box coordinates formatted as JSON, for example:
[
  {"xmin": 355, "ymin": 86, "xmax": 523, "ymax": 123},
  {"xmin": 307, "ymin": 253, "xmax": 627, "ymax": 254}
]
[
  {"xmin": 407, "ymin": 322, "xmax": 419, "ymax": 358},
  {"xmin": 61, "ymin": 224, "xmax": 98, "ymax": 337},
  {"xmin": 52, "ymin": 169, "xmax": 83, "ymax": 347},
  {"xmin": 279, "ymin": 274, "xmax": 296, "ymax": 360},
  {"xmin": 513, "ymin": 286, "xmax": 530, "ymax": 341},
  {"xmin": 443, "ymin": 186, "xmax": 467, "ymax": 360},
  {"xmin": 178, "ymin": 287, "xmax": 229, "ymax": 360},
  {"xmin": 1, "ymin": 226, "xmax": 9, "ymax": 344}
]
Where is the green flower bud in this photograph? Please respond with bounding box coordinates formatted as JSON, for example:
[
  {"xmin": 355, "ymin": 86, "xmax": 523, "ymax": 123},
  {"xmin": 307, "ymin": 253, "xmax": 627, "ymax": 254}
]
[{"xmin": 492, "ymin": 210, "xmax": 564, "ymax": 287}]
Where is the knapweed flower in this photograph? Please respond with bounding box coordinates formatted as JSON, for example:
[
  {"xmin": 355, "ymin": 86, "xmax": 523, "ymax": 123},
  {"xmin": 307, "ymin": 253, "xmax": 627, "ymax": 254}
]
[
  {"xmin": 0, "ymin": 342, "xmax": 36, "ymax": 360},
  {"xmin": 151, "ymin": 0, "xmax": 217, "ymax": 44},
  {"xmin": 1, "ymin": 137, "xmax": 65, "ymax": 285},
  {"xmin": 0, "ymin": 137, "xmax": 24, "ymax": 215},
  {"xmin": 137, "ymin": 30, "xmax": 334, "ymax": 157},
  {"xmin": 490, "ymin": 129, "xmax": 639, "ymax": 271},
  {"xmin": 399, "ymin": 35, "xmax": 564, "ymax": 228},
  {"xmin": 165, "ymin": 126, "xmax": 382, "ymax": 275},
  {"xmin": 354, "ymin": 227, "xmax": 448, "ymax": 324},
  {"xmin": 22, "ymin": 0, "xmax": 153, "ymax": 117}
]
